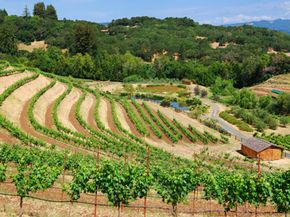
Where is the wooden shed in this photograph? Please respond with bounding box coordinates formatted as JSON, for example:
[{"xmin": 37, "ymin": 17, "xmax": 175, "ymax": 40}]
[{"xmin": 241, "ymin": 138, "xmax": 283, "ymax": 161}]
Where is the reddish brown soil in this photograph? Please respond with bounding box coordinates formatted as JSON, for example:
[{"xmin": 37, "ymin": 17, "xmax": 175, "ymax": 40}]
[
  {"xmin": 20, "ymin": 100, "xmax": 93, "ymax": 155},
  {"xmin": 104, "ymin": 98, "xmax": 119, "ymax": 134},
  {"xmin": 68, "ymin": 95, "xmax": 91, "ymax": 137},
  {"xmin": 142, "ymin": 106, "xmax": 173, "ymax": 144},
  {"xmin": 118, "ymin": 102, "xmax": 142, "ymax": 138},
  {"xmin": 0, "ymin": 128, "xmax": 19, "ymax": 144},
  {"xmin": 129, "ymin": 101, "xmax": 160, "ymax": 142},
  {"xmin": 87, "ymin": 96, "xmax": 99, "ymax": 130},
  {"xmin": 45, "ymin": 101, "xmax": 55, "ymax": 129}
]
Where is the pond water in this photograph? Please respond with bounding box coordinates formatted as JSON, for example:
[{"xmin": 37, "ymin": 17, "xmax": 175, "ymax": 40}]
[{"xmin": 132, "ymin": 97, "xmax": 190, "ymax": 111}]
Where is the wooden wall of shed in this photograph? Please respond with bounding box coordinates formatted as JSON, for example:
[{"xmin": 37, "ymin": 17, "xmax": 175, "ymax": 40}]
[
  {"xmin": 259, "ymin": 147, "xmax": 282, "ymax": 161},
  {"xmin": 241, "ymin": 145, "xmax": 257, "ymax": 158}
]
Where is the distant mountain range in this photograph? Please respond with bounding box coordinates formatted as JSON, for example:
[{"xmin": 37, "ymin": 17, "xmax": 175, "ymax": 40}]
[{"xmin": 228, "ymin": 19, "xmax": 290, "ymax": 34}]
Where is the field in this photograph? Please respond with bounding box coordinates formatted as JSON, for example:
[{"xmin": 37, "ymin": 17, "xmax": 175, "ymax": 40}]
[
  {"xmin": 142, "ymin": 84, "xmax": 187, "ymax": 94},
  {"xmin": 250, "ymin": 73, "xmax": 290, "ymax": 96},
  {"xmin": 0, "ymin": 62, "xmax": 289, "ymax": 217}
]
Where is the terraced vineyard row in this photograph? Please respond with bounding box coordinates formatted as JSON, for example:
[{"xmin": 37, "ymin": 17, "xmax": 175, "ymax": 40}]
[{"xmin": 0, "ymin": 65, "xmax": 288, "ymax": 216}]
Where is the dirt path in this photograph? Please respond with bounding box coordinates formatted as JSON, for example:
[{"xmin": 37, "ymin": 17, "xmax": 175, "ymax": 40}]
[
  {"xmin": 45, "ymin": 101, "xmax": 56, "ymax": 129},
  {"xmin": 87, "ymin": 96, "xmax": 99, "ymax": 130},
  {"xmin": 20, "ymin": 99, "xmax": 98, "ymax": 155},
  {"xmin": 58, "ymin": 88, "xmax": 81, "ymax": 132},
  {"xmin": 118, "ymin": 102, "xmax": 142, "ymax": 137},
  {"xmin": 129, "ymin": 101, "xmax": 160, "ymax": 142},
  {"xmin": 0, "ymin": 75, "xmax": 50, "ymax": 125},
  {"xmin": 99, "ymin": 97, "xmax": 110, "ymax": 129},
  {"xmin": 105, "ymin": 98, "xmax": 119, "ymax": 134},
  {"xmin": 34, "ymin": 82, "xmax": 66, "ymax": 126},
  {"xmin": 115, "ymin": 102, "xmax": 131, "ymax": 132},
  {"xmin": 140, "ymin": 104, "xmax": 174, "ymax": 144},
  {"xmin": 80, "ymin": 93, "xmax": 94, "ymax": 126},
  {"xmin": 0, "ymin": 72, "xmax": 32, "ymax": 95},
  {"xmin": 68, "ymin": 91, "xmax": 91, "ymax": 137},
  {"xmin": 0, "ymin": 128, "xmax": 20, "ymax": 144}
]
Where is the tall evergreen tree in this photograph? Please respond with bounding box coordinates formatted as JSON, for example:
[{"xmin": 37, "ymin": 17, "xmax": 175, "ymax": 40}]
[
  {"xmin": 23, "ymin": 5, "xmax": 30, "ymax": 18},
  {"xmin": 46, "ymin": 5, "xmax": 58, "ymax": 20},
  {"xmin": 33, "ymin": 2, "xmax": 45, "ymax": 18},
  {"xmin": 0, "ymin": 9, "xmax": 8, "ymax": 24}
]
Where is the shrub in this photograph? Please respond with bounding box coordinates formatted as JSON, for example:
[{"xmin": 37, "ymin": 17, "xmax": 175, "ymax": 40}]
[
  {"xmin": 219, "ymin": 111, "xmax": 253, "ymax": 132},
  {"xmin": 194, "ymin": 85, "xmax": 200, "ymax": 96},
  {"xmin": 201, "ymin": 89, "xmax": 208, "ymax": 98}
]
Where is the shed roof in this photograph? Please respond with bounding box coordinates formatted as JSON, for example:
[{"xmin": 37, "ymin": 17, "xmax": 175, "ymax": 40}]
[{"xmin": 241, "ymin": 138, "xmax": 282, "ymax": 153}]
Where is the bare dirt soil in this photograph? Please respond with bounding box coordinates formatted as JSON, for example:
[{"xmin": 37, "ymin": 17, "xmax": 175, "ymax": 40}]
[
  {"xmin": 85, "ymin": 81, "xmax": 123, "ymax": 93},
  {"xmin": 18, "ymin": 40, "xmax": 48, "ymax": 52},
  {"xmin": 80, "ymin": 93, "xmax": 94, "ymax": 126},
  {"xmin": 105, "ymin": 99, "xmax": 120, "ymax": 134},
  {"xmin": 99, "ymin": 97, "xmax": 110, "ymax": 129},
  {"xmin": 0, "ymin": 128, "xmax": 20, "ymax": 145},
  {"xmin": 0, "ymin": 75, "xmax": 50, "ymax": 125},
  {"xmin": 34, "ymin": 82, "xmax": 66, "ymax": 126},
  {"xmin": 0, "ymin": 72, "xmax": 32, "ymax": 95},
  {"xmin": 115, "ymin": 102, "xmax": 132, "ymax": 132},
  {"xmin": 58, "ymin": 88, "xmax": 81, "ymax": 131},
  {"xmin": 250, "ymin": 73, "xmax": 290, "ymax": 96}
]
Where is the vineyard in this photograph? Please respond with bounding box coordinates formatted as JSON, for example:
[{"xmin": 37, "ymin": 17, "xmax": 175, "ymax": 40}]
[{"xmin": 0, "ymin": 61, "xmax": 289, "ymax": 216}]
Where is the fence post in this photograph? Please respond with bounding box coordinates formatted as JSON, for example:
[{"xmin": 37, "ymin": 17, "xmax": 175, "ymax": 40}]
[
  {"xmin": 94, "ymin": 145, "xmax": 100, "ymax": 217},
  {"xmin": 144, "ymin": 147, "xmax": 150, "ymax": 217},
  {"xmin": 61, "ymin": 153, "xmax": 67, "ymax": 201},
  {"xmin": 192, "ymin": 189, "xmax": 196, "ymax": 216}
]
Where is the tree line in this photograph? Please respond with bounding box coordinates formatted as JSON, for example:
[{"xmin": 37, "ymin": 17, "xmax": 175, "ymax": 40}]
[{"xmin": 0, "ymin": 4, "xmax": 290, "ymax": 87}]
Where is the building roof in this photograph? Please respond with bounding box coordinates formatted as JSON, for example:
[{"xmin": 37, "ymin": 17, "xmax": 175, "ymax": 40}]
[{"xmin": 241, "ymin": 138, "xmax": 283, "ymax": 153}]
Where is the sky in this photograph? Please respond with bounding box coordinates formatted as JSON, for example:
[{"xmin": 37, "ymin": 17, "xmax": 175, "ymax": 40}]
[{"xmin": 1, "ymin": 0, "xmax": 290, "ymax": 25}]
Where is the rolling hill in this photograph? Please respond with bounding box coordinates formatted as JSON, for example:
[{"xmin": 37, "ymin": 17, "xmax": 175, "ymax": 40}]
[{"xmin": 229, "ymin": 19, "xmax": 290, "ymax": 34}]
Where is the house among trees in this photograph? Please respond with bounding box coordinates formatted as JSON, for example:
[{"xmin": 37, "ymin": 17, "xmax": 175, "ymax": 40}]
[{"xmin": 241, "ymin": 138, "xmax": 283, "ymax": 161}]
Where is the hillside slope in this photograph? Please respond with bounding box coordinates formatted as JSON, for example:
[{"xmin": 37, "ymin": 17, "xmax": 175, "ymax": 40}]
[{"xmin": 229, "ymin": 19, "xmax": 290, "ymax": 34}]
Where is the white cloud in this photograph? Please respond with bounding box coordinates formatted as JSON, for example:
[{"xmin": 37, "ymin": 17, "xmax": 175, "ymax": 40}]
[
  {"xmin": 221, "ymin": 14, "xmax": 273, "ymax": 24},
  {"xmin": 282, "ymin": 1, "xmax": 290, "ymax": 14}
]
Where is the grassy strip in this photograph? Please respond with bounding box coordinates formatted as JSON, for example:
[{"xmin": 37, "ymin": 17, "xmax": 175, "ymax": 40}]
[
  {"xmin": 157, "ymin": 110, "xmax": 182, "ymax": 140},
  {"xmin": 219, "ymin": 111, "xmax": 253, "ymax": 132},
  {"xmin": 172, "ymin": 119, "xmax": 196, "ymax": 143},
  {"xmin": 143, "ymin": 102, "xmax": 178, "ymax": 143},
  {"xmin": 220, "ymin": 135, "xmax": 229, "ymax": 144},
  {"xmin": 188, "ymin": 125, "xmax": 208, "ymax": 144},
  {"xmin": 131, "ymin": 100, "xmax": 162, "ymax": 138},
  {"xmin": 122, "ymin": 100, "xmax": 149, "ymax": 136},
  {"xmin": 203, "ymin": 132, "xmax": 218, "ymax": 144}
]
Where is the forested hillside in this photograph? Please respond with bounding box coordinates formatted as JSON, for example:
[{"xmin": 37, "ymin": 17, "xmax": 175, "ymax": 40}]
[{"xmin": 1, "ymin": 3, "xmax": 290, "ymax": 87}]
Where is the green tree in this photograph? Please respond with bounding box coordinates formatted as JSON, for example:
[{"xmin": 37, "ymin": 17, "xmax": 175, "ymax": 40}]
[
  {"xmin": 22, "ymin": 5, "xmax": 30, "ymax": 18},
  {"xmin": 276, "ymin": 93, "xmax": 290, "ymax": 115},
  {"xmin": 46, "ymin": 4, "xmax": 57, "ymax": 20},
  {"xmin": 234, "ymin": 89, "xmax": 257, "ymax": 109},
  {"xmin": 33, "ymin": 2, "xmax": 45, "ymax": 18},
  {"xmin": 0, "ymin": 9, "xmax": 8, "ymax": 24},
  {"xmin": 73, "ymin": 22, "xmax": 97, "ymax": 55},
  {"xmin": 0, "ymin": 24, "xmax": 17, "ymax": 54},
  {"xmin": 66, "ymin": 53, "xmax": 96, "ymax": 79}
]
